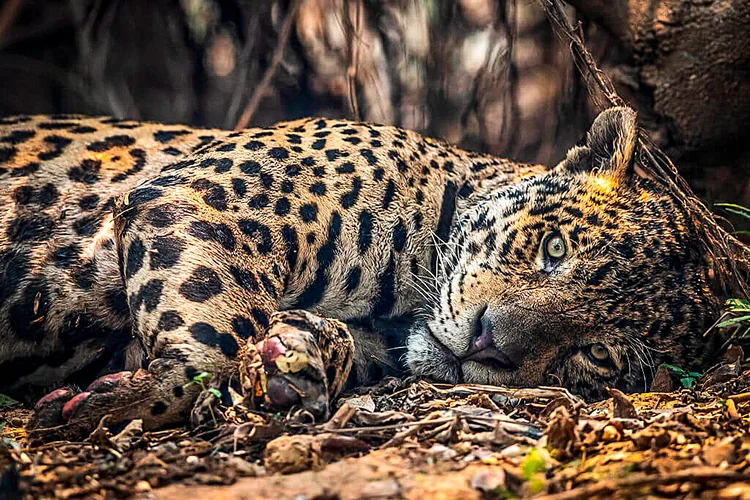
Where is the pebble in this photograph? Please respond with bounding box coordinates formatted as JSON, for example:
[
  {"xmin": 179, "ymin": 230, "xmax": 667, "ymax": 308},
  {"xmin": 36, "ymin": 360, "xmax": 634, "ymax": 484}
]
[{"xmin": 135, "ymin": 481, "xmax": 152, "ymax": 492}]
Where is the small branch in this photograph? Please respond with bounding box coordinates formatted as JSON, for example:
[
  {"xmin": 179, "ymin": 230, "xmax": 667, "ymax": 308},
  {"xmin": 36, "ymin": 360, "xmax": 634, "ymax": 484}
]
[
  {"xmin": 0, "ymin": 0, "xmax": 24, "ymax": 46},
  {"xmin": 344, "ymin": 0, "xmax": 363, "ymax": 121},
  {"xmin": 539, "ymin": 0, "xmax": 624, "ymax": 110},
  {"xmin": 317, "ymin": 417, "xmax": 455, "ymax": 434},
  {"xmin": 540, "ymin": 467, "xmax": 750, "ymax": 500},
  {"xmin": 235, "ymin": 0, "xmax": 300, "ymax": 130}
]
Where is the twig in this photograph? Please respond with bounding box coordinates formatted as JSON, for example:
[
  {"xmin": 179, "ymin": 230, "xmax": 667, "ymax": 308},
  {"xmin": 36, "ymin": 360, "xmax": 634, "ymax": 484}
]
[
  {"xmin": 234, "ymin": 0, "xmax": 299, "ymax": 130},
  {"xmin": 0, "ymin": 0, "xmax": 23, "ymax": 45},
  {"xmin": 540, "ymin": 467, "xmax": 750, "ymax": 500},
  {"xmin": 428, "ymin": 381, "xmax": 581, "ymax": 403},
  {"xmin": 318, "ymin": 417, "xmax": 455, "ymax": 434},
  {"xmin": 728, "ymin": 392, "xmax": 750, "ymax": 404},
  {"xmin": 344, "ymin": 0, "xmax": 363, "ymax": 121},
  {"xmin": 539, "ymin": 0, "xmax": 623, "ymax": 109}
]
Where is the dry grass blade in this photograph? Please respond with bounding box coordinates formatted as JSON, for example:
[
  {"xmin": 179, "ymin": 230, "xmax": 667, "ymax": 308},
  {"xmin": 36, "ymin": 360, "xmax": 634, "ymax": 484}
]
[
  {"xmin": 235, "ymin": 0, "xmax": 300, "ymax": 130},
  {"xmin": 539, "ymin": 467, "xmax": 750, "ymax": 500},
  {"xmin": 344, "ymin": 0, "xmax": 363, "ymax": 121},
  {"xmin": 428, "ymin": 381, "xmax": 581, "ymax": 403},
  {"xmin": 0, "ymin": 0, "xmax": 23, "ymax": 46}
]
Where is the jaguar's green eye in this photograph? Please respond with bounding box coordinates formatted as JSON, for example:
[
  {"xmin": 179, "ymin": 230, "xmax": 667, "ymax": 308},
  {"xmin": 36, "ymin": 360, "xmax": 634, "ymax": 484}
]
[
  {"xmin": 545, "ymin": 234, "xmax": 566, "ymax": 260},
  {"xmin": 589, "ymin": 343, "xmax": 610, "ymax": 362}
]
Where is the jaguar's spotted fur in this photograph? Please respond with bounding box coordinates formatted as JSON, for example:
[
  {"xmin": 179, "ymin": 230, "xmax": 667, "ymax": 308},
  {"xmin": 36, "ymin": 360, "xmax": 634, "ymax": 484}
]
[{"xmin": 0, "ymin": 108, "xmax": 723, "ymax": 434}]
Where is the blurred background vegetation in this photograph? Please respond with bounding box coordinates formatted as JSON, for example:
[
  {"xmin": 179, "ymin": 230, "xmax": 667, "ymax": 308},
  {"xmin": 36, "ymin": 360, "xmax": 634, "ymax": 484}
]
[{"xmin": 0, "ymin": 0, "xmax": 748, "ymax": 221}]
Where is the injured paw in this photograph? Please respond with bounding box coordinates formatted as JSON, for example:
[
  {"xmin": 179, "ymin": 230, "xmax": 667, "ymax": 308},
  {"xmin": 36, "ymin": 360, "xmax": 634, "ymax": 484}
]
[{"xmin": 239, "ymin": 310, "xmax": 355, "ymax": 420}]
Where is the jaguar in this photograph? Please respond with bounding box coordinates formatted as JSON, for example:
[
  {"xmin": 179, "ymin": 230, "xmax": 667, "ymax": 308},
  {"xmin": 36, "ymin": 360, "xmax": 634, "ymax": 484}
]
[{"xmin": 0, "ymin": 107, "xmax": 726, "ymax": 435}]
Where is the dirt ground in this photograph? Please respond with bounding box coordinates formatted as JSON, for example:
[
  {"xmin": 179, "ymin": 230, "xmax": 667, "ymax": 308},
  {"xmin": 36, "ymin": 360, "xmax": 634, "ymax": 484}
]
[{"xmin": 3, "ymin": 348, "xmax": 750, "ymax": 500}]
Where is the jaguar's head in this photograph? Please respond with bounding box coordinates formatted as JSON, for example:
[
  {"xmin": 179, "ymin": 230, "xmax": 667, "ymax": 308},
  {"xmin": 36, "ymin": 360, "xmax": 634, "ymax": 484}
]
[{"xmin": 407, "ymin": 107, "xmax": 724, "ymax": 400}]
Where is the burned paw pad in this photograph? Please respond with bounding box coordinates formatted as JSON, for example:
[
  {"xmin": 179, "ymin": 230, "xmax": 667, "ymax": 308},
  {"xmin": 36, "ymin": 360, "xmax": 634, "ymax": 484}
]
[{"xmin": 257, "ymin": 335, "xmax": 313, "ymax": 375}]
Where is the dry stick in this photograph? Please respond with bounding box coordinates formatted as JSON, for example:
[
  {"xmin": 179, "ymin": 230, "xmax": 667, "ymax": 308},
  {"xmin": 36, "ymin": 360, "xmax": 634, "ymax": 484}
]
[
  {"xmin": 728, "ymin": 392, "xmax": 750, "ymax": 404},
  {"xmin": 319, "ymin": 417, "xmax": 455, "ymax": 434},
  {"xmin": 235, "ymin": 0, "xmax": 300, "ymax": 130},
  {"xmin": 539, "ymin": 0, "xmax": 621, "ymax": 109},
  {"xmin": 539, "ymin": 468, "xmax": 750, "ymax": 500},
  {"xmin": 0, "ymin": 0, "xmax": 23, "ymax": 45},
  {"xmin": 345, "ymin": 0, "xmax": 363, "ymax": 121}
]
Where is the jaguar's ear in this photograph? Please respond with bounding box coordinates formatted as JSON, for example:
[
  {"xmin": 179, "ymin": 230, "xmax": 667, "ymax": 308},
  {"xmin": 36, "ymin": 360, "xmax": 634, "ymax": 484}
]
[{"xmin": 557, "ymin": 107, "xmax": 639, "ymax": 181}]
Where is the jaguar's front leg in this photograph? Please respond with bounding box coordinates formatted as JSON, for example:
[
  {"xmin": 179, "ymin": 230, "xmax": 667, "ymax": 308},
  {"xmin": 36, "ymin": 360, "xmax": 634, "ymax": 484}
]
[
  {"xmin": 241, "ymin": 311, "xmax": 409, "ymax": 418},
  {"xmin": 240, "ymin": 310, "xmax": 355, "ymax": 419}
]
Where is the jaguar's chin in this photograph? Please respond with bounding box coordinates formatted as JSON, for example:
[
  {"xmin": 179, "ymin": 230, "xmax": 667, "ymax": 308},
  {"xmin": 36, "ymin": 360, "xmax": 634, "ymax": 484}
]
[
  {"xmin": 405, "ymin": 320, "xmax": 462, "ymax": 384},
  {"xmin": 460, "ymin": 360, "xmax": 524, "ymax": 386}
]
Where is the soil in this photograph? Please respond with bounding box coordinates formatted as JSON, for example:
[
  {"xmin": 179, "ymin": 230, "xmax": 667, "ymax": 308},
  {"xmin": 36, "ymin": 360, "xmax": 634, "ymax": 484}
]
[{"xmin": 3, "ymin": 352, "xmax": 750, "ymax": 499}]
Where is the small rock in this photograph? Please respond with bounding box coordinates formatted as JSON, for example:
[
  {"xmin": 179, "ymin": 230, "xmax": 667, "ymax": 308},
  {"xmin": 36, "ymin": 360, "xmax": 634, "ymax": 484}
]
[
  {"xmin": 134, "ymin": 481, "xmax": 152, "ymax": 492},
  {"xmin": 609, "ymin": 388, "xmax": 638, "ymax": 419},
  {"xmin": 112, "ymin": 419, "xmax": 143, "ymax": 452},
  {"xmin": 601, "ymin": 425, "xmax": 621, "ymax": 442},
  {"xmin": 500, "ymin": 444, "xmax": 524, "ymax": 458},
  {"xmin": 471, "ymin": 468, "xmax": 506, "ymax": 492},
  {"xmin": 650, "ymin": 365, "xmax": 674, "ymax": 392},
  {"xmin": 427, "ymin": 444, "xmax": 458, "ymax": 461},
  {"xmin": 226, "ymin": 456, "xmax": 260, "ymax": 476},
  {"xmin": 361, "ymin": 479, "xmax": 400, "ymax": 497},
  {"xmin": 703, "ymin": 437, "xmax": 739, "ymax": 466},
  {"xmin": 264, "ymin": 435, "xmax": 322, "ymax": 474},
  {"xmin": 154, "ymin": 441, "xmax": 180, "ymax": 455},
  {"xmin": 723, "ymin": 345, "xmax": 744, "ymax": 363},
  {"xmin": 186, "ymin": 455, "xmax": 200, "ymax": 465}
]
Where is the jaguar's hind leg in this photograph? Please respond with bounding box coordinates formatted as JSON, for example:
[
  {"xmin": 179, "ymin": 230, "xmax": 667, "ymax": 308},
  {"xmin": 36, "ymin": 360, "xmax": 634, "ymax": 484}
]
[{"xmin": 31, "ymin": 184, "xmax": 287, "ymax": 437}]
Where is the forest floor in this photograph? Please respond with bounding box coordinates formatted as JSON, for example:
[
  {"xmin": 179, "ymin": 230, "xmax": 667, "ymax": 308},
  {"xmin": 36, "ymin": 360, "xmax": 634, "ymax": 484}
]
[{"xmin": 3, "ymin": 350, "xmax": 750, "ymax": 500}]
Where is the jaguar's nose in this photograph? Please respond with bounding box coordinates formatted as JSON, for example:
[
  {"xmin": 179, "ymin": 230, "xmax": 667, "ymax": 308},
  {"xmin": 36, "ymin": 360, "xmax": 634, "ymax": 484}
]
[{"xmin": 462, "ymin": 306, "xmax": 518, "ymax": 370}]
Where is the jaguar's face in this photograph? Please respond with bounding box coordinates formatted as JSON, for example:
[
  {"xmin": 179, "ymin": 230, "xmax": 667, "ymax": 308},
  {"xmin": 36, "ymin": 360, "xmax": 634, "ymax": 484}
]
[{"xmin": 406, "ymin": 108, "xmax": 721, "ymax": 400}]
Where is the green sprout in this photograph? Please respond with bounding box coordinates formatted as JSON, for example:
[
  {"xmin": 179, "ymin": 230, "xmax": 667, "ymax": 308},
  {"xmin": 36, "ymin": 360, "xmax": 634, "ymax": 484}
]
[
  {"xmin": 0, "ymin": 394, "xmax": 19, "ymax": 408},
  {"xmin": 712, "ymin": 298, "xmax": 750, "ymax": 338},
  {"xmin": 711, "ymin": 203, "xmax": 750, "ymax": 337},
  {"xmin": 521, "ymin": 448, "xmax": 547, "ymax": 494},
  {"xmin": 182, "ymin": 372, "xmax": 223, "ymax": 425},
  {"xmin": 183, "ymin": 372, "xmax": 223, "ymax": 399},
  {"xmin": 714, "ymin": 203, "xmax": 750, "ymax": 236},
  {"xmin": 661, "ymin": 364, "xmax": 702, "ymax": 389}
]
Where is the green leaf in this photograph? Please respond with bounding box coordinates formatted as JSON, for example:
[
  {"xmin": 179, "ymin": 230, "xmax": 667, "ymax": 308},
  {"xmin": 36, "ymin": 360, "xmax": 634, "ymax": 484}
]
[
  {"xmin": 715, "ymin": 203, "xmax": 750, "ymax": 219},
  {"xmin": 528, "ymin": 476, "xmax": 545, "ymax": 495},
  {"xmin": 716, "ymin": 314, "xmax": 750, "ymax": 328},
  {"xmin": 0, "ymin": 394, "xmax": 19, "ymax": 408},
  {"xmin": 491, "ymin": 487, "xmax": 517, "ymax": 499},
  {"xmin": 521, "ymin": 448, "xmax": 547, "ymax": 480},
  {"xmin": 208, "ymin": 388, "xmax": 222, "ymax": 399},
  {"xmin": 194, "ymin": 372, "xmax": 212, "ymax": 383},
  {"xmin": 661, "ymin": 364, "xmax": 688, "ymax": 376},
  {"xmin": 680, "ymin": 376, "xmax": 697, "ymax": 389}
]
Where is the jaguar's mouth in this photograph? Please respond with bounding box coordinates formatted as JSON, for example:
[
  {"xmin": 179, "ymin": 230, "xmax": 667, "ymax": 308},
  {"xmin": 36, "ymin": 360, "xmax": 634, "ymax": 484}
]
[
  {"xmin": 462, "ymin": 346, "xmax": 517, "ymax": 371},
  {"xmin": 405, "ymin": 319, "xmax": 462, "ymax": 384}
]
